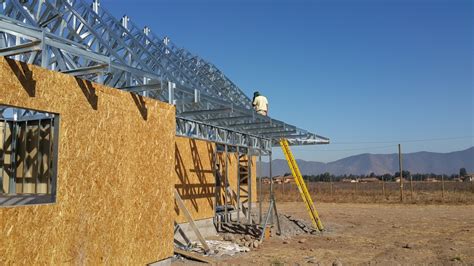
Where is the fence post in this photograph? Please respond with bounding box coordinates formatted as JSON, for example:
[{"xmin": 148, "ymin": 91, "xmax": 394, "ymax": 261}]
[
  {"xmin": 354, "ymin": 181, "xmax": 358, "ymax": 198},
  {"xmin": 382, "ymin": 176, "xmax": 386, "ymax": 199},
  {"xmin": 399, "ymin": 144, "xmax": 403, "ymax": 202},
  {"xmin": 441, "ymin": 175, "xmax": 445, "ymax": 201},
  {"xmin": 330, "ymin": 176, "xmax": 333, "ymax": 198}
]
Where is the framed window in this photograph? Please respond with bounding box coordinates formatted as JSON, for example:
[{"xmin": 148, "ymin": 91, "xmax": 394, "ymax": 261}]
[{"xmin": 0, "ymin": 105, "xmax": 59, "ymax": 206}]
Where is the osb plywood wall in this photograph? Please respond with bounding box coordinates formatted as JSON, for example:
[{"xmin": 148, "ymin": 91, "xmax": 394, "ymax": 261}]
[
  {"xmin": 251, "ymin": 155, "xmax": 257, "ymax": 202},
  {"xmin": 174, "ymin": 137, "xmax": 216, "ymax": 222},
  {"xmin": 175, "ymin": 137, "xmax": 257, "ymax": 223},
  {"xmin": 0, "ymin": 57, "xmax": 176, "ymax": 265}
]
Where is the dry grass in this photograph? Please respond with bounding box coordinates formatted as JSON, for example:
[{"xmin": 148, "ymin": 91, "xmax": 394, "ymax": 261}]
[{"xmin": 260, "ymin": 181, "xmax": 474, "ymax": 204}]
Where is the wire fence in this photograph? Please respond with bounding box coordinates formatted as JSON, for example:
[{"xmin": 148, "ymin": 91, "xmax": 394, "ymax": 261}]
[{"xmin": 261, "ymin": 181, "xmax": 474, "ymax": 204}]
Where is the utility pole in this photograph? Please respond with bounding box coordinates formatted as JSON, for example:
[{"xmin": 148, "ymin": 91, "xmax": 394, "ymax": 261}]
[{"xmin": 399, "ymin": 144, "xmax": 403, "ymax": 202}]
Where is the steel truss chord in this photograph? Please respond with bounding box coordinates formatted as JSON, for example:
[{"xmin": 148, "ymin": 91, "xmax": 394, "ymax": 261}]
[{"xmin": 176, "ymin": 117, "xmax": 271, "ymax": 152}]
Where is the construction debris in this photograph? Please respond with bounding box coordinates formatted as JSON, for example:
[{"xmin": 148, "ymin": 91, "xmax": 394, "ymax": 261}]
[
  {"xmin": 174, "ymin": 249, "xmax": 215, "ymax": 264},
  {"xmin": 189, "ymin": 240, "xmax": 250, "ymax": 257}
]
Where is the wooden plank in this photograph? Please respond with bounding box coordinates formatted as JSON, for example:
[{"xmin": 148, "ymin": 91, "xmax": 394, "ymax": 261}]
[
  {"xmin": 174, "ymin": 189, "xmax": 211, "ymax": 253},
  {"xmin": 174, "ymin": 249, "xmax": 214, "ymax": 264}
]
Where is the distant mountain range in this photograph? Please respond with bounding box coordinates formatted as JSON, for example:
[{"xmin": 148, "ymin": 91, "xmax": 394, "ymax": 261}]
[{"xmin": 259, "ymin": 147, "xmax": 474, "ymax": 176}]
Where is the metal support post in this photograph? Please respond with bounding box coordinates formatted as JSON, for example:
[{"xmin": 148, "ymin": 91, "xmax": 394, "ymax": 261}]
[
  {"xmin": 9, "ymin": 121, "xmax": 17, "ymax": 194},
  {"xmin": 272, "ymin": 193, "xmax": 281, "ymax": 235},
  {"xmin": 259, "ymin": 149, "xmax": 281, "ymax": 241},
  {"xmin": 224, "ymin": 144, "xmax": 229, "ymax": 223},
  {"xmin": 236, "ymin": 147, "xmax": 240, "ymax": 223},
  {"xmin": 41, "ymin": 30, "xmax": 48, "ymax": 68},
  {"xmin": 22, "ymin": 121, "xmax": 28, "ymax": 193},
  {"xmin": 168, "ymin": 82, "xmax": 175, "ymax": 105},
  {"xmin": 247, "ymin": 148, "xmax": 252, "ymax": 224},
  {"xmin": 213, "ymin": 147, "xmax": 218, "ymax": 222},
  {"xmin": 260, "ymin": 199, "xmax": 274, "ymax": 242},
  {"xmin": 35, "ymin": 119, "xmax": 42, "ymax": 193},
  {"xmin": 0, "ymin": 119, "xmax": 5, "ymax": 193},
  {"xmin": 46, "ymin": 119, "xmax": 53, "ymax": 194},
  {"xmin": 50, "ymin": 116, "xmax": 60, "ymax": 198},
  {"xmin": 258, "ymin": 154, "xmax": 262, "ymax": 224},
  {"xmin": 269, "ymin": 151, "xmax": 273, "ymax": 224}
]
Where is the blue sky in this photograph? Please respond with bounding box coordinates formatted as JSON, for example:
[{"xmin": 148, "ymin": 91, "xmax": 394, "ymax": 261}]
[{"xmin": 102, "ymin": 0, "xmax": 473, "ymax": 162}]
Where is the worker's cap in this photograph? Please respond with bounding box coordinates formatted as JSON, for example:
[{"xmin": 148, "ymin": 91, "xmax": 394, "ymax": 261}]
[{"xmin": 254, "ymin": 91, "xmax": 260, "ymax": 96}]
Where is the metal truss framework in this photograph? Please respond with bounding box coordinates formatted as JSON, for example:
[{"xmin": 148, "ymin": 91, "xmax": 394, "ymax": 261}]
[{"xmin": 0, "ymin": 0, "xmax": 329, "ymax": 152}]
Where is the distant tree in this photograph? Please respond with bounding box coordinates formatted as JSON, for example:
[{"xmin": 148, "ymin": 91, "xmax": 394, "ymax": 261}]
[
  {"xmin": 460, "ymin": 168, "xmax": 467, "ymax": 177},
  {"xmin": 321, "ymin": 172, "xmax": 331, "ymax": 182},
  {"xmin": 382, "ymin": 173, "xmax": 392, "ymax": 181},
  {"xmin": 395, "ymin": 170, "xmax": 410, "ymax": 178}
]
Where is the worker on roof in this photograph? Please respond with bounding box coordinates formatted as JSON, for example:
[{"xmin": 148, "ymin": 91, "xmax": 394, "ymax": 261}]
[{"xmin": 252, "ymin": 91, "xmax": 268, "ymax": 116}]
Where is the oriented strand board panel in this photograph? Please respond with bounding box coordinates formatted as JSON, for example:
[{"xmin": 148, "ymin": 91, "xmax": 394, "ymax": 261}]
[
  {"xmin": 175, "ymin": 137, "xmax": 258, "ymax": 223},
  {"xmin": 251, "ymin": 155, "xmax": 257, "ymax": 203},
  {"xmin": 0, "ymin": 57, "xmax": 176, "ymax": 265},
  {"xmin": 221, "ymin": 153, "xmax": 257, "ymax": 205},
  {"xmin": 175, "ymin": 137, "xmax": 216, "ymax": 222}
]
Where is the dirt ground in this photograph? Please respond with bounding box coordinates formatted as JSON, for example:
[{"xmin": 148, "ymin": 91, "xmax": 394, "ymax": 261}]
[{"xmin": 175, "ymin": 202, "xmax": 474, "ymax": 265}]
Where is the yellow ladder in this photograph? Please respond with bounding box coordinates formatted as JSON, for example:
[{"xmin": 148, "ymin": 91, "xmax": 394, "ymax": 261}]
[{"xmin": 280, "ymin": 138, "xmax": 324, "ymax": 231}]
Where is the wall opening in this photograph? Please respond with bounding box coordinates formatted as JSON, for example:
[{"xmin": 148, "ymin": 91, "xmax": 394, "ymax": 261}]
[{"xmin": 0, "ymin": 105, "xmax": 59, "ymax": 206}]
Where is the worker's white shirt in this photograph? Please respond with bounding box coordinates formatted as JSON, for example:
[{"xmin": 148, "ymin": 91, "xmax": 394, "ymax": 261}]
[{"xmin": 253, "ymin": 95, "xmax": 268, "ymax": 112}]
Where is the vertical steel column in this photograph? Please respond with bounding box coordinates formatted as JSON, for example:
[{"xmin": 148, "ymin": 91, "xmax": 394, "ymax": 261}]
[
  {"xmin": 224, "ymin": 144, "xmax": 228, "ymax": 223},
  {"xmin": 0, "ymin": 119, "xmax": 5, "ymax": 193},
  {"xmin": 46, "ymin": 119, "xmax": 53, "ymax": 193},
  {"xmin": 35, "ymin": 119, "xmax": 42, "ymax": 194},
  {"xmin": 213, "ymin": 146, "xmax": 217, "ymax": 220},
  {"xmin": 236, "ymin": 147, "xmax": 240, "ymax": 223},
  {"xmin": 247, "ymin": 148, "xmax": 252, "ymax": 224},
  {"xmin": 22, "ymin": 121, "xmax": 28, "ymax": 193},
  {"xmin": 269, "ymin": 150, "xmax": 273, "ymax": 224},
  {"xmin": 9, "ymin": 121, "xmax": 17, "ymax": 194},
  {"xmin": 50, "ymin": 116, "xmax": 60, "ymax": 198},
  {"xmin": 258, "ymin": 153, "xmax": 262, "ymax": 224},
  {"xmin": 40, "ymin": 30, "xmax": 48, "ymax": 68}
]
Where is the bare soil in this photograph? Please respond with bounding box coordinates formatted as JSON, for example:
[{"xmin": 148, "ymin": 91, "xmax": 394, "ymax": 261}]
[{"xmin": 187, "ymin": 202, "xmax": 474, "ymax": 265}]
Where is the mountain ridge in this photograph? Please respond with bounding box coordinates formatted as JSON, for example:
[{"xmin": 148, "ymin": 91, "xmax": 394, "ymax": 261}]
[{"xmin": 259, "ymin": 147, "xmax": 474, "ymax": 176}]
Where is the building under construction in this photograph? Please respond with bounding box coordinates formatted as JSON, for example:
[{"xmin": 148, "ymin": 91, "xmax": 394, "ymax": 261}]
[{"xmin": 0, "ymin": 0, "xmax": 329, "ymax": 264}]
